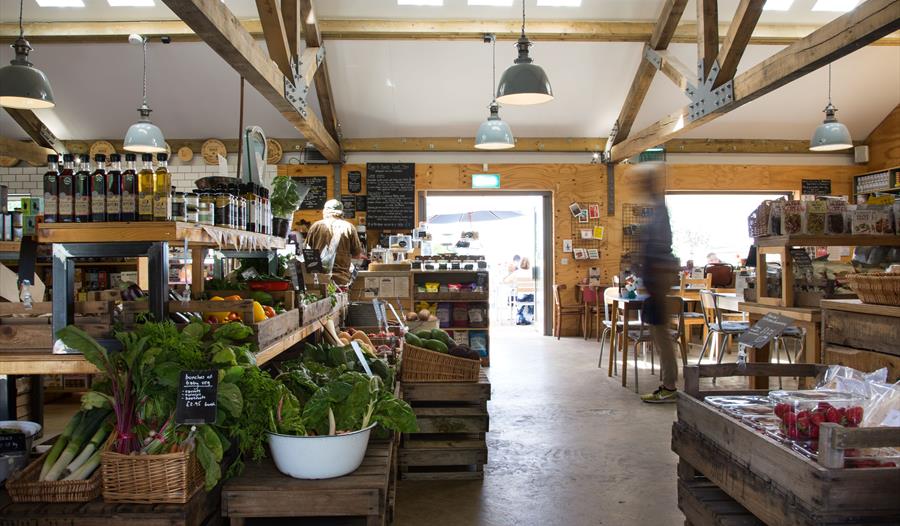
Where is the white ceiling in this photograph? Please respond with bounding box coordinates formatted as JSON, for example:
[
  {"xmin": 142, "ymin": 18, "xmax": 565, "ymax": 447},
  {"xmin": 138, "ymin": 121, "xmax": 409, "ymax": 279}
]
[{"xmin": 3, "ymin": 0, "xmax": 851, "ymax": 25}]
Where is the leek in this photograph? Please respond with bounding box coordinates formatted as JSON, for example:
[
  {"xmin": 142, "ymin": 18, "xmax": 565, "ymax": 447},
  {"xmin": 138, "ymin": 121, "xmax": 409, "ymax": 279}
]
[
  {"xmin": 62, "ymin": 449, "xmax": 101, "ymax": 481},
  {"xmin": 40, "ymin": 411, "xmax": 83, "ymax": 480},
  {"xmin": 63, "ymin": 420, "xmax": 111, "ymax": 476},
  {"xmin": 44, "ymin": 409, "xmax": 109, "ymax": 481}
]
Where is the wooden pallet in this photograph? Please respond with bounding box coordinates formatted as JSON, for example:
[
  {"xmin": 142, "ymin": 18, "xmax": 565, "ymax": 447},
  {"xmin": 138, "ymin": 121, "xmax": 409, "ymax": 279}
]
[
  {"xmin": 678, "ymin": 463, "xmax": 764, "ymax": 526},
  {"xmin": 221, "ymin": 439, "xmax": 395, "ymax": 526},
  {"xmin": 0, "ymin": 483, "xmax": 221, "ymax": 526},
  {"xmin": 400, "ymin": 371, "xmax": 490, "ymax": 480}
]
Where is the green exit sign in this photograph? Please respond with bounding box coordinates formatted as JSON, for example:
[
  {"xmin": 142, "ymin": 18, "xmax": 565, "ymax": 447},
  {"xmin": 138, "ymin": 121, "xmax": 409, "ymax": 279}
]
[{"xmin": 472, "ymin": 174, "xmax": 500, "ymax": 189}]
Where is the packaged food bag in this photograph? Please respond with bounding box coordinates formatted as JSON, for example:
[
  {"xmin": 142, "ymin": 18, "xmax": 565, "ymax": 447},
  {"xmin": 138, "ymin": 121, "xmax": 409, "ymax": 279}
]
[
  {"xmin": 804, "ymin": 200, "xmax": 827, "ymax": 235},
  {"xmin": 852, "ymin": 205, "xmax": 894, "ymax": 235},
  {"xmin": 825, "ymin": 199, "xmax": 849, "ymax": 234},
  {"xmin": 893, "ymin": 200, "xmax": 900, "ymax": 235},
  {"xmin": 769, "ymin": 199, "xmax": 785, "ymax": 235},
  {"xmin": 782, "ymin": 201, "xmax": 805, "ymax": 235}
]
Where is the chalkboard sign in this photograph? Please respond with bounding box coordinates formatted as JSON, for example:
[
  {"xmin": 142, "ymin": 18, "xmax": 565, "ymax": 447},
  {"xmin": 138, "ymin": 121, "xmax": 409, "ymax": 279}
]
[
  {"xmin": 348, "ymin": 171, "xmax": 363, "ymax": 193},
  {"xmin": 802, "ymin": 179, "xmax": 832, "ymax": 196},
  {"xmin": 366, "ymin": 163, "xmax": 415, "ymax": 229},
  {"xmin": 790, "ymin": 248, "xmax": 814, "ymax": 272},
  {"xmin": 298, "ymin": 176, "xmax": 328, "ymax": 210},
  {"xmin": 175, "ymin": 370, "xmax": 218, "ymax": 425},
  {"xmin": 341, "ymin": 195, "xmax": 357, "ymax": 219},
  {"xmin": 302, "ymin": 248, "xmax": 324, "ymax": 273},
  {"xmin": 0, "ymin": 431, "xmax": 27, "ymax": 454},
  {"xmin": 738, "ymin": 313, "xmax": 791, "ymax": 349},
  {"xmin": 475, "ymin": 271, "xmax": 489, "ymax": 288},
  {"xmin": 356, "ymin": 195, "xmax": 367, "ymax": 212}
]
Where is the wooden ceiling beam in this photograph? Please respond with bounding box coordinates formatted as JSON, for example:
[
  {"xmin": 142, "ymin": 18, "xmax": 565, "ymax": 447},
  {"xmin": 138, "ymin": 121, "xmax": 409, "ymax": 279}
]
[
  {"xmin": 4, "ymin": 19, "xmax": 898, "ymax": 46},
  {"xmin": 300, "ymin": 0, "xmax": 340, "ymax": 145},
  {"xmin": 653, "ymin": 49, "xmax": 697, "ymax": 95},
  {"xmin": 255, "ymin": 0, "xmax": 293, "ymax": 79},
  {"xmin": 4, "ymin": 109, "xmax": 67, "ymax": 154},
  {"xmin": 159, "ymin": 0, "xmax": 339, "ymax": 161},
  {"xmin": 282, "ymin": 0, "xmax": 300, "ymax": 57},
  {"xmin": 610, "ymin": 0, "xmax": 900, "ymax": 162},
  {"xmin": 697, "ymin": 0, "xmax": 719, "ymax": 80},
  {"xmin": 0, "ymin": 136, "xmax": 56, "ymax": 166},
  {"xmin": 714, "ymin": 0, "xmax": 766, "ymax": 87}
]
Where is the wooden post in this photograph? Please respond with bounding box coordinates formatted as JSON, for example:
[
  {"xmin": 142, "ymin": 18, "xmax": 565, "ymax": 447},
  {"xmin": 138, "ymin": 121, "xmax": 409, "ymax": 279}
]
[{"xmin": 191, "ymin": 247, "xmax": 206, "ymax": 299}]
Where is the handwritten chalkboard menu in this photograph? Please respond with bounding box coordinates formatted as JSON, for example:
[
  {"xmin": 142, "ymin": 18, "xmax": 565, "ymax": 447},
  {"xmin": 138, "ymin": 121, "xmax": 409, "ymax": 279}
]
[
  {"xmin": 298, "ymin": 176, "xmax": 328, "ymax": 210},
  {"xmin": 356, "ymin": 195, "xmax": 367, "ymax": 212},
  {"xmin": 366, "ymin": 163, "xmax": 415, "ymax": 229},
  {"xmin": 348, "ymin": 171, "xmax": 363, "ymax": 193},
  {"xmin": 738, "ymin": 313, "xmax": 791, "ymax": 349},
  {"xmin": 175, "ymin": 370, "xmax": 218, "ymax": 425},
  {"xmin": 0, "ymin": 431, "xmax": 27, "ymax": 454},
  {"xmin": 801, "ymin": 179, "xmax": 832, "ymax": 196},
  {"xmin": 302, "ymin": 248, "xmax": 324, "ymax": 273},
  {"xmin": 341, "ymin": 195, "xmax": 357, "ymax": 219}
]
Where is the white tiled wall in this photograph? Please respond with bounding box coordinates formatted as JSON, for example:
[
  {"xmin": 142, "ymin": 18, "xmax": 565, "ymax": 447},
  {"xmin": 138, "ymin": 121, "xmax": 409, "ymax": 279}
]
[{"xmin": 0, "ymin": 153, "xmax": 279, "ymax": 198}]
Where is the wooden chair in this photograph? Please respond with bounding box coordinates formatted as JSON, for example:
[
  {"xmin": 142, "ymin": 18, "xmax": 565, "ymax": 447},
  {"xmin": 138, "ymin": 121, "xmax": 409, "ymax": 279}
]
[
  {"xmin": 513, "ymin": 277, "xmax": 536, "ymax": 324},
  {"xmin": 623, "ymin": 296, "xmax": 687, "ymax": 393},
  {"xmin": 553, "ymin": 284, "xmax": 583, "ymax": 339},
  {"xmin": 697, "ymin": 290, "xmax": 750, "ymax": 366},
  {"xmin": 581, "ymin": 285, "xmax": 602, "ymax": 340},
  {"xmin": 678, "ymin": 274, "xmax": 712, "ymax": 345},
  {"xmin": 598, "ymin": 287, "xmax": 644, "ymax": 375}
]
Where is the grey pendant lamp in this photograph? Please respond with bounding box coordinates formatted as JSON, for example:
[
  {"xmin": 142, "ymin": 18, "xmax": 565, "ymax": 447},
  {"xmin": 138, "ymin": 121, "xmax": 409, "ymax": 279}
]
[
  {"xmin": 496, "ymin": 0, "xmax": 553, "ymax": 106},
  {"xmin": 0, "ymin": 0, "xmax": 55, "ymax": 110},
  {"xmin": 810, "ymin": 63, "xmax": 852, "ymax": 152},
  {"xmin": 124, "ymin": 35, "xmax": 166, "ymax": 154},
  {"xmin": 476, "ymin": 34, "xmax": 515, "ymax": 150}
]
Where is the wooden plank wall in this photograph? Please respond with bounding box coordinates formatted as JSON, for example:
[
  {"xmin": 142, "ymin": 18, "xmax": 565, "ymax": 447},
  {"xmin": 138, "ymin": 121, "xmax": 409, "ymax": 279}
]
[
  {"xmin": 863, "ymin": 104, "xmax": 900, "ymax": 172},
  {"xmin": 281, "ymin": 162, "xmax": 859, "ymax": 335}
]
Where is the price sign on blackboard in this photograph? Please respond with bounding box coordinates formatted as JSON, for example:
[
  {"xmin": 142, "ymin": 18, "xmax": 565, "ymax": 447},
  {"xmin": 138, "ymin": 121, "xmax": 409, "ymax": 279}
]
[
  {"xmin": 738, "ymin": 313, "xmax": 791, "ymax": 349},
  {"xmin": 302, "ymin": 248, "xmax": 325, "ymax": 273},
  {"xmin": 176, "ymin": 370, "xmax": 218, "ymax": 425},
  {"xmin": 790, "ymin": 248, "xmax": 814, "ymax": 273},
  {"xmin": 348, "ymin": 171, "xmax": 363, "ymax": 194},
  {"xmin": 341, "ymin": 195, "xmax": 357, "ymax": 219},
  {"xmin": 366, "ymin": 163, "xmax": 415, "ymax": 229},
  {"xmin": 298, "ymin": 176, "xmax": 328, "ymax": 210},
  {"xmin": 0, "ymin": 432, "xmax": 27, "ymax": 454},
  {"xmin": 801, "ymin": 179, "xmax": 832, "ymax": 196},
  {"xmin": 356, "ymin": 195, "xmax": 367, "ymax": 212}
]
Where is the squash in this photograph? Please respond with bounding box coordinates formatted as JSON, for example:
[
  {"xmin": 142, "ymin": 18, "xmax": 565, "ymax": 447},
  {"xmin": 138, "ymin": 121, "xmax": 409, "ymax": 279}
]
[{"xmin": 351, "ymin": 331, "xmax": 373, "ymax": 347}]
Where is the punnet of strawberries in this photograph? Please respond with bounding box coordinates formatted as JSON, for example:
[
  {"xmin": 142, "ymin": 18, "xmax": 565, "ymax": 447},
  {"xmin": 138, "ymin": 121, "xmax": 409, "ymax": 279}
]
[{"xmin": 773, "ymin": 401, "xmax": 863, "ymax": 440}]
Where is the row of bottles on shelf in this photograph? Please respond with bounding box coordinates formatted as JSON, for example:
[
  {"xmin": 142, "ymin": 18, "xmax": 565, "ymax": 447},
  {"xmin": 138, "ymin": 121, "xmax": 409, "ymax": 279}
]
[{"xmin": 41, "ymin": 153, "xmax": 272, "ymax": 234}]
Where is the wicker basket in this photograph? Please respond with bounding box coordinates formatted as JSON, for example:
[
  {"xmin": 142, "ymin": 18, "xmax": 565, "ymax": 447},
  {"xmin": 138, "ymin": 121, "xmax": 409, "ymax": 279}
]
[
  {"xmin": 100, "ymin": 448, "xmax": 203, "ymax": 504},
  {"xmin": 848, "ymin": 273, "xmax": 900, "ymax": 306},
  {"xmin": 6, "ymin": 452, "xmax": 102, "ymax": 503},
  {"xmin": 401, "ymin": 342, "xmax": 480, "ymax": 382},
  {"xmin": 747, "ymin": 200, "xmax": 773, "ymax": 238}
]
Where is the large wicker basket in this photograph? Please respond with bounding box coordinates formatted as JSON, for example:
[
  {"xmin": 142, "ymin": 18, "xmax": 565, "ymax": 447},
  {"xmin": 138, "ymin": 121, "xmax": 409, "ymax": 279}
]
[
  {"xmin": 401, "ymin": 342, "xmax": 480, "ymax": 382},
  {"xmin": 6, "ymin": 452, "xmax": 102, "ymax": 503},
  {"xmin": 848, "ymin": 272, "xmax": 900, "ymax": 306},
  {"xmin": 100, "ymin": 448, "xmax": 203, "ymax": 504},
  {"xmin": 747, "ymin": 200, "xmax": 773, "ymax": 238}
]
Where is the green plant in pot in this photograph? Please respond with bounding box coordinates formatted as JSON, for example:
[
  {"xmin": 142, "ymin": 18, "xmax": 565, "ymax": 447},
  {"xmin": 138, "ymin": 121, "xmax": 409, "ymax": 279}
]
[{"xmin": 270, "ymin": 175, "xmax": 303, "ymax": 238}]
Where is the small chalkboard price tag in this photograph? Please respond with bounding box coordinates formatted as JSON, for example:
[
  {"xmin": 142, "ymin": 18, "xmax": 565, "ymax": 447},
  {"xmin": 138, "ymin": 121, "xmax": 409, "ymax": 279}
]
[
  {"xmin": 790, "ymin": 248, "xmax": 814, "ymax": 273},
  {"xmin": 0, "ymin": 431, "xmax": 28, "ymax": 454},
  {"xmin": 302, "ymin": 248, "xmax": 325, "ymax": 273},
  {"xmin": 348, "ymin": 171, "xmax": 363, "ymax": 193},
  {"xmin": 355, "ymin": 195, "xmax": 367, "ymax": 212},
  {"xmin": 341, "ymin": 195, "xmax": 357, "ymax": 219},
  {"xmin": 738, "ymin": 313, "xmax": 792, "ymax": 349},
  {"xmin": 175, "ymin": 370, "xmax": 218, "ymax": 425}
]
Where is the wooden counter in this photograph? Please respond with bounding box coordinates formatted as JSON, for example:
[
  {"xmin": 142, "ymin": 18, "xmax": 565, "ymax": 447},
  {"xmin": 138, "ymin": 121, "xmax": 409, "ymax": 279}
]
[
  {"xmin": 821, "ymin": 299, "xmax": 900, "ymax": 382},
  {"xmin": 738, "ymin": 301, "xmax": 822, "ymax": 389},
  {"xmin": 37, "ymin": 221, "xmax": 285, "ymax": 250}
]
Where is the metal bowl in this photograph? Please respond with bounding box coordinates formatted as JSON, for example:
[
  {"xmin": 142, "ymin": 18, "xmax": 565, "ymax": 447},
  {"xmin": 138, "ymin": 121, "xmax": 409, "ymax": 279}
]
[{"xmin": 194, "ymin": 176, "xmax": 241, "ymax": 190}]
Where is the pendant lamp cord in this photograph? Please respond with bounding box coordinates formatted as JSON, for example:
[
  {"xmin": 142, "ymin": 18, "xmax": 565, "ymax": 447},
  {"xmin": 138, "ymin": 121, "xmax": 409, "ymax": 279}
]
[
  {"xmin": 491, "ymin": 35, "xmax": 496, "ymax": 101},
  {"xmin": 827, "ymin": 63, "xmax": 832, "ymax": 105},
  {"xmin": 17, "ymin": 0, "xmax": 23, "ymax": 39},
  {"xmin": 142, "ymin": 38, "xmax": 149, "ymax": 106},
  {"xmin": 521, "ymin": 0, "xmax": 526, "ymax": 37}
]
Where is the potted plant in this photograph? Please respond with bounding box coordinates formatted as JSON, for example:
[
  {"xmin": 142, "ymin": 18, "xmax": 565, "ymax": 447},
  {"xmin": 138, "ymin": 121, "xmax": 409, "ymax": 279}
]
[{"xmin": 270, "ymin": 175, "xmax": 303, "ymax": 238}]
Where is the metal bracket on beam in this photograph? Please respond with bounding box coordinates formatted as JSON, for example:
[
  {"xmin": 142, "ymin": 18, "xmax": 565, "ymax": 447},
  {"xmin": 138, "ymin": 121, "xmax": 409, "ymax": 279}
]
[
  {"xmin": 686, "ymin": 61, "xmax": 733, "ymax": 123},
  {"xmin": 284, "ymin": 46, "xmax": 325, "ymax": 118}
]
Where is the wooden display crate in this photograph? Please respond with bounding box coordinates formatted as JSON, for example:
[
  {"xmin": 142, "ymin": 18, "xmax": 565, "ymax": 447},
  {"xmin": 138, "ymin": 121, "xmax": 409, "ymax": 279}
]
[
  {"xmin": 0, "ymin": 301, "xmax": 114, "ymax": 351},
  {"xmin": 399, "ymin": 371, "xmax": 490, "ymax": 480},
  {"xmin": 299, "ymin": 297, "xmax": 334, "ymax": 325},
  {"xmin": 677, "ymin": 363, "xmax": 900, "ymax": 526},
  {"xmin": 221, "ymin": 438, "xmax": 396, "ymax": 526},
  {"xmin": 205, "ymin": 289, "xmax": 296, "ymax": 310}
]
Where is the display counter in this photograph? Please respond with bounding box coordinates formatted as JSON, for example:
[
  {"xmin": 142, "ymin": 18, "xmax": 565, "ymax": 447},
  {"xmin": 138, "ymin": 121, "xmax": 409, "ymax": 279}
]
[{"xmin": 821, "ymin": 299, "xmax": 900, "ymax": 382}]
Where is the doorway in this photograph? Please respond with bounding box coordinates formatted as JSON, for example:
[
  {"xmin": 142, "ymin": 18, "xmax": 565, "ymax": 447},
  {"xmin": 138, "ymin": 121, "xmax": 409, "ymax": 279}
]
[{"xmin": 420, "ymin": 191, "xmax": 553, "ymax": 336}]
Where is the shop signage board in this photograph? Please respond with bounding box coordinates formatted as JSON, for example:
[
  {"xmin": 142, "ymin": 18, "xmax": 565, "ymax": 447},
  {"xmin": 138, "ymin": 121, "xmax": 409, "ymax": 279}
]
[
  {"xmin": 348, "ymin": 171, "xmax": 363, "ymax": 193},
  {"xmin": 366, "ymin": 163, "xmax": 415, "ymax": 229},
  {"xmin": 298, "ymin": 176, "xmax": 328, "ymax": 210},
  {"xmin": 801, "ymin": 179, "xmax": 832, "ymax": 196},
  {"xmin": 738, "ymin": 313, "xmax": 792, "ymax": 349},
  {"xmin": 0, "ymin": 432, "xmax": 27, "ymax": 454},
  {"xmin": 341, "ymin": 195, "xmax": 357, "ymax": 219},
  {"xmin": 175, "ymin": 370, "xmax": 218, "ymax": 425},
  {"xmin": 356, "ymin": 195, "xmax": 367, "ymax": 212},
  {"xmin": 302, "ymin": 248, "xmax": 324, "ymax": 273}
]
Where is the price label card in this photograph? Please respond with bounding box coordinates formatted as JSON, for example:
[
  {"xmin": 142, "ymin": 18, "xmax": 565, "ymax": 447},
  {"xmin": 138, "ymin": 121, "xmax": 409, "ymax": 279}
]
[
  {"xmin": 302, "ymin": 248, "xmax": 325, "ymax": 273},
  {"xmin": 738, "ymin": 313, "xmax": 791, "ymax": 349},
  {"xmin": 175, "ymin": 370, "xmax": 218, "ymax": 425},
  {"xmin": 0, "ymin": 432, "xmax": 28, "ymax": 455}
]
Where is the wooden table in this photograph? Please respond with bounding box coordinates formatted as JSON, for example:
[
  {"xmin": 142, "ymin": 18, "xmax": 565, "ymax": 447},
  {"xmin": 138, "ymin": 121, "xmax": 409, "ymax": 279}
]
[
  {"xmin": 609, "ymin": 295, "xmax": 646, "ymax": 387},
  {"xmin": 222, "ymin": 439, "xmax": 395, "ymax": 526},
  {"xmin": 738, "ymin": 301, "xmax": 822, "ymax": 389},
  {"xmin": 713, "ymin": 292, "xmax": 741, "ymax": 313}
]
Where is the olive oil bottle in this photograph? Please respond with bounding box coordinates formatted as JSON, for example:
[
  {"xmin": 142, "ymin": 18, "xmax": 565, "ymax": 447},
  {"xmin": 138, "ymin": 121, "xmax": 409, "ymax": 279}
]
[
  {"xmin": 74, "ymin": 154, "xmax": 91, "ymax": 223},
  {"xmin": 106, "ymin": 154, "xmax": 123, "ymax": 221},
  {"xmin": 43, "ymin": 154, "xmax": 59, "ymax": 223},
  {"xmin": 59, "ymin": 154, "xmax": 75, "ymax": 223},
  {"xmin": 91, "ymin": 154, "xmax": 107, "ymax": 222},
  {"xmin": 122, "ymin": 154, "xmax": 137, "ymax": 221},
  {"xmin": 153, "ymin": 153, "xmax": 172, "ymax": 221},
  {"xmin": 137, "ymin": 153, "xmax": 155, "ymax": 221}
]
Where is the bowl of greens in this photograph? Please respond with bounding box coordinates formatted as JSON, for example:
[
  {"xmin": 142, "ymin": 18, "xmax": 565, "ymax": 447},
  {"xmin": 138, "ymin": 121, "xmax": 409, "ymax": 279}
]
[{"xmin": 268, "ymin": 423, "xmax": 377, "ymax": 479}]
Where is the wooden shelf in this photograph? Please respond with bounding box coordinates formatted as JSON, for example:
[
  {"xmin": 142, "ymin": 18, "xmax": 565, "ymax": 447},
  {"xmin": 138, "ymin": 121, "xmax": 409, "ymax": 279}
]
[
  {"xmin": 413, "ymin": 295, "xmax": 489, "ymax": 302},
  {"xmin": 755, "ymin": 234, "xmax": 900, "ymax": 247},
  {"xmin": 0, "ymin": 241, "xmax": 21, "ymax": 253},
  {"xmin": 37, "ymin": 221, "xmax": 285, "ymax": 250},
  {"xmin": 441, "ymin": 327, "xmax": 489, "ymax": 331}
]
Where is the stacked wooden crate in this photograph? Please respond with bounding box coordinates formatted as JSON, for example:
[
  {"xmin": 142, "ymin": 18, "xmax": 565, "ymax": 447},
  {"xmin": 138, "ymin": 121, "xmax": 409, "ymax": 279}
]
[{"xmin": 399, "ymin": 371, "xmax": 490, "ymax": 480}]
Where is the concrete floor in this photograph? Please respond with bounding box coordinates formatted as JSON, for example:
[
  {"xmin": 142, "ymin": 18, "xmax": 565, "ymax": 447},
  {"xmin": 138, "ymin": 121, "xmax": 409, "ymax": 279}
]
[{"xmin": 396, "ymin": 325, "xmax": 687, "ymax": 526}]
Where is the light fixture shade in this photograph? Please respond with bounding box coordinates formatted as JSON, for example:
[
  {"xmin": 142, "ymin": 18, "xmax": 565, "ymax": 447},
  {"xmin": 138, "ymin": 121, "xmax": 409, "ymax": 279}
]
[
  {"xmin": 810, "ymin": 103, "xmax": 852, "ymax": 151},
  {"xmin": 0, "ymin": 38, "xmax": 55, "ymax": 109},
  {"xmin": 475, "ymin": 103, "xmax": 515, "ymax": 150},
  {"xmin": 124, "ymin": 104, "xmax": 166, "ymax": 153},
  {"xmin": 496, "ymin": 36, "xmax": 553, "ymax": 105}
]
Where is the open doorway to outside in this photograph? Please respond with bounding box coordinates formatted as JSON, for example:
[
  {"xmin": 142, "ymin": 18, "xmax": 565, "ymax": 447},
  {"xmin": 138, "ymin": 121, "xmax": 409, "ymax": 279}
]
[{"xmin": 422, "ymin": 192, "xmax": 553, "ymax": 336}]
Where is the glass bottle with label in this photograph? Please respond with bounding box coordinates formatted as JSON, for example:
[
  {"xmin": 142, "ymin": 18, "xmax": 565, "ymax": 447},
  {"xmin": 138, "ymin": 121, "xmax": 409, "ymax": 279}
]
[
  {"xmin": 122, "ymin": 153, "xmax": 138, "ymax": 221},
  {"xmin": 43, "ymin": 154, "xmax": 59, "ymax": 223},
  {"xmin": 106, "ymin": 154, "xmax": 123, "ymax": 221},
  {"xmin": 59, "ymin": 154, "xmax": 75, "ymax": 223},
  {"xmin": 74, "ymin": 154, "xmax": 92, "ymax": 223},
  {"xmin": 91, "ymin": 154, "xmax": 107, "ymax": 222},
  {"xmin": 137, "ymin": 153, "xmax": 155, "ymax": 221},
  {"xmin": 153, "ymin": 153, "xmax": 172, "ymax": 221}
]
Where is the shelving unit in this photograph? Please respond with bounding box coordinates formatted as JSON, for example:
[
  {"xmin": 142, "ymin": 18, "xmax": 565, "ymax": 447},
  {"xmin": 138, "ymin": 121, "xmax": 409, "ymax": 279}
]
[
  {"xmin": 852, "ymin": 165, "xmax": 900, "ymax": 199},
  {"xmin": 412, "ymin": 269, "xmax": 490, "ymax": 366}
]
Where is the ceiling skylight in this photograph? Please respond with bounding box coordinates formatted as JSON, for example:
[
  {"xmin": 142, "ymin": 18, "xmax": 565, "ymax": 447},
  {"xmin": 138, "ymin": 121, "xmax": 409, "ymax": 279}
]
[
  {"xmin": 537, "ymin": 0, "xmax": 582, "ymax": 6},
  {"xmin": 35, "ymin": 0, "xmax": 85, "ymax": 6},
  {"xmin": 107, "ymin": 0, "xmax": 155, "ymax": 5},
  {"xmin": 397, "ymin": 0, "xmax": 443, "ymax": 5},
  {"xmin": 762, "ymin": 0, "xmax": 793, "ymax": 11},
  {"xmin": 811, "ymin": 0, "xmax": 859, "ymax": 11},
  {"xmin": 468, "ymin": 0, "xmax": 514, "ymax": 6}
]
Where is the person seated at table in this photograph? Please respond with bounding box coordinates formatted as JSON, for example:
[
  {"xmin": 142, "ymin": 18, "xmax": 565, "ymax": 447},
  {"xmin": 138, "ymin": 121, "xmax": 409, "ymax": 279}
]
[{"xmin": 706, "ymin": 252, "xmax": 722, "ymax": 264}]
